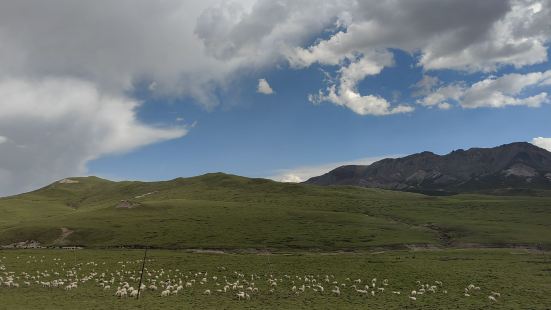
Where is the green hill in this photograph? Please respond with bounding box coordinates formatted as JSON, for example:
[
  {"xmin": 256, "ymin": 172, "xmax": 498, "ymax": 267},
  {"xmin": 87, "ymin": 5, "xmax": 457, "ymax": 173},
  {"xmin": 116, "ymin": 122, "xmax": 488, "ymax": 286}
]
[{"xmin": 1, "ymin": 173, "xmax": 551, "ymax": 250}]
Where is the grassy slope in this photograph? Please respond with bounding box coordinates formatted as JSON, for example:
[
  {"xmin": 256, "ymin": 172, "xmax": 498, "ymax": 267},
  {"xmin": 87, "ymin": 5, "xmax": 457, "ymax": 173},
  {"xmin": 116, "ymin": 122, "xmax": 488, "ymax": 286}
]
[{"xmin": 1, "ymin": 173, "xmax": 551, "ymax": 250}]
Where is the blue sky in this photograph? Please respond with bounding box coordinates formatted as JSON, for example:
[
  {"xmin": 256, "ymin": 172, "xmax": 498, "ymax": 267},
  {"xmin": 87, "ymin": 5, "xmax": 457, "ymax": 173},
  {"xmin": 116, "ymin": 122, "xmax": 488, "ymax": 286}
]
[
  {"xmin": 88, "ymin": 48, "xmax": 551, "ymax": 182},
  {"xmin": 1, "ymin": 0, "xmax": 551, "ymax": 195}
]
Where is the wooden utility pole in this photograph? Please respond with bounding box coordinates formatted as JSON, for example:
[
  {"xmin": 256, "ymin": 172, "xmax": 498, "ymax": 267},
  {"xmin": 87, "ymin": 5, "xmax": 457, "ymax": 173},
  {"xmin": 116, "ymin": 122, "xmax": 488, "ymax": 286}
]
[{"xmin": 136, "ymin": 247, "xmax": 148, "ymax": 299}]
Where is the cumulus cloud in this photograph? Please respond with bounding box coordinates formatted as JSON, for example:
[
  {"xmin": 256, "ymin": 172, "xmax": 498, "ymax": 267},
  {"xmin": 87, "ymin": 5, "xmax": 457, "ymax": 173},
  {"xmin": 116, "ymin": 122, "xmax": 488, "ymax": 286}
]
[
  {"xmin": 0, "ymin": 78, "xmax": 186, "ymax": 196},
  {"xmin": 412, "ymin": 75, "xmax": 441, "ymax": 97},
  {"xmin": 419, "ymin": 0, "xmax": 550, "ymax": 71},
  {"xmin": 1, "ymin": 0, "xmax": 548, "ymax": 108},
  {"xmin": 461, "ymin": 72, "xmax": 549, "ymax": 108},
  {"xmin": 257, "ymin": 78, "xmax": 274, "ymax": 94},
  {"xmin": 0, "ymin": 0, "xmax": 215, "ymax": 195},
  {"xmin": 532, "ymin": 137, "xmax": 551, "ymax": 151},
  {"xmin": 1, "ymin": 0, "xmax": 550, "ymax": 194},
  {"xmin": 269, "ymin": 155, "xmax": 396, "ymax": 183},
  {"xmin": 284, "ymin": 0, "xmax": 551, "ymax": 114},
  {"xmin": 286, "ymin": 0, "xmax": 519, "ymax": 70},
  {"xmin": 1, "ymin": 0, "xmax": 548, "ymax": 107},
  {"xmin": 308, "ymin": 52, "xmax": 414, "ymax": 115},
  {"xmin": 419, "ymin": 70, "xmax": 551, "ymax": 109},
  {"xmin": 194, "ymin": 0, "xmax": 351, "ymax": 65},
  {"xmin": 418, "ymin": 84, "xmax": 465, "ymax": 109},
  {"xmin": 0, "ymin": 0, "xmax": 239, "ymax": 107}
]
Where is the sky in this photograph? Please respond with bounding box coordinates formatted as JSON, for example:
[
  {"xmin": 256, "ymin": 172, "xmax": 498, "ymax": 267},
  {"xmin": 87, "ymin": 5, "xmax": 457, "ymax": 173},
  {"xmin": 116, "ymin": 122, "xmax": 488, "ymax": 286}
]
[{"xmin": 0, "ymin": 0, "xmax": 551, "ymax": 196}]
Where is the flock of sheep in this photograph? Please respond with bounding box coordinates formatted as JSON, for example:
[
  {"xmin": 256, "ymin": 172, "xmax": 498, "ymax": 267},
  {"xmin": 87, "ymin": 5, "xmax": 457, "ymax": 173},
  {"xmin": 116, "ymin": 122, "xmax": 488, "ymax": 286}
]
[{"xmin": 0, "ymin": 254, "xmax": 503, "ymax": 305}]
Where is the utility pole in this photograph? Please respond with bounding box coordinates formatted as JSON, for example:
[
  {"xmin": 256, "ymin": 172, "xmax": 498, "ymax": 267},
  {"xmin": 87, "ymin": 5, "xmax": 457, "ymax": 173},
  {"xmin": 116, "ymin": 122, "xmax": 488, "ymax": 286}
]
[{"xmin": 136, "ymin": 247, "xmax": 148, "ymax": 299}]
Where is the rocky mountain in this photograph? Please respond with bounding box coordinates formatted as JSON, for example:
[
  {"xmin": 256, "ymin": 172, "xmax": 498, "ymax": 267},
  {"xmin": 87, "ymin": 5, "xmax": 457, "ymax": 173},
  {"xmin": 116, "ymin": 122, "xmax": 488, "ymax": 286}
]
[{"xmin": 304, "ymin": 142, "xmax": 551, "ymax": 194}]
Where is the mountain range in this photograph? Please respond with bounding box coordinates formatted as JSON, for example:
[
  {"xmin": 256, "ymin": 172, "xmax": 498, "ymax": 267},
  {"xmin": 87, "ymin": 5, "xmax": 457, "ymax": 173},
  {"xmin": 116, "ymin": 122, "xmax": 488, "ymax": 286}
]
[{"xmin": 305, "ymin": 142, "xmax": 551, "ymax": 195}]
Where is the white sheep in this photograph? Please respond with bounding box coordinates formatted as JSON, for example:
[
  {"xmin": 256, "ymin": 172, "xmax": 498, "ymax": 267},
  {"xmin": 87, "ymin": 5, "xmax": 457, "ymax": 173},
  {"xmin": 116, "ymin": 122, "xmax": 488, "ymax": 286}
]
[
  {"xmin": 355, "ymin": 289, "xmax": 369, "ymax": 296},
  {"xmin": 115, "ymin": 288, "xmax": 128, "ymax": 298}
]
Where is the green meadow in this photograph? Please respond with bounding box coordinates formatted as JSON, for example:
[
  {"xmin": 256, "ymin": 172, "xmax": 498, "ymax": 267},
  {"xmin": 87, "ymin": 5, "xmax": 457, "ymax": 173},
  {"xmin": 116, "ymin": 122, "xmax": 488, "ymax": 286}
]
[
  {"xmin": 1, "ymin": 174, "xmax": 551, "ymax": 309},
  {"xmin": 0, "ymin": 248, "xmax": 550, "ymax": 309},
  {"xmin": 1, "ymin": 174, "xmax": 551, "ymax": 250}
]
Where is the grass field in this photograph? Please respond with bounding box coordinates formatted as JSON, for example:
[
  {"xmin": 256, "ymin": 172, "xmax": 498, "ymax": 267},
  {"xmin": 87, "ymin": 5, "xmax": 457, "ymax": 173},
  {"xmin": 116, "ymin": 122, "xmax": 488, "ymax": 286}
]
[
  {"xmin": 1, "ymin": 174, "xmax": 551, "ymax": 250},
  {"xmin": 1, "ymin": 248, "xmax": 550, "ymax": 309},
  {"xmin": 1, "ymin": 174, "xmax": 551, "ymax": 308}
]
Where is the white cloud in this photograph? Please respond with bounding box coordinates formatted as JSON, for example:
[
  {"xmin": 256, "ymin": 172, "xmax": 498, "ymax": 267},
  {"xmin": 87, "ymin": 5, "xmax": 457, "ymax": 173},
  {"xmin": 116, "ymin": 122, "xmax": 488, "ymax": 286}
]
[
  {"xmin": 0, "ymin": 0, "xmax": 548, "ymax": 109},
  {"xmin": 257, "ymin": 78, "xmax": 274, "ymax": 94},
  {"xmin": 308, "ymin": 52, "xmax": 414, "ymax": 115},
  {"xmin": 419, "ymin": 70, "xmax": 551, "ymax": 109},
  {"xmin": 438, "ymin": 102, "xmax": 453, "ymax": 110},
  {"xmin": 278, "ymin": 174, "xmax": 304, "ymax": 183},
  {"xmin": 462, "ymin": 71, "xmax": 550, "ymax": 108},
  {"xmin": 0, "ymin": 78, "xmax": 186, "ymax": 196},
  {"xmin": 0, "ymin": 0, "xmax": 251, "ymax": 108},
  {"xmin": 194, "ymin": 0, "xmax": 351, "ymax": 64},
  {"xmin": 0, "ymin": 0, "xmax": 550, "ymax": 194},
  {"xmin": 0, "ymin": 136, "xmax": 7, "ymax": 144},
  {"xmin": 311, "ymin": 0, "xmax": 548, "ymax": 68},
  {"xmin": 532, "ymin": 137, "xmax": 551, "ymax": 151},
  {"xmin": 412, "ymin": 75, "xmax": 441, "ymax": 97},
  {"xmin": 269, "ymin": 155, "xmax": 397, "ymax": 183},
  {"xmin": 0, "ymin": 0, "xmax": 215, "ymax": 195},
  {"xmin": 284, "ymin": 0, "xmax": 551, "ymax": 114},
  {"xmin": 1, "ymin": 0, "xmax": 549, "ymax": 107},
  {"xmin": 418, "ymin": 84, "xmax": 465, "ymax": 109},
  {"xmin": 420, "ymin": 0, "xmax": 550, "ymax": 71}
]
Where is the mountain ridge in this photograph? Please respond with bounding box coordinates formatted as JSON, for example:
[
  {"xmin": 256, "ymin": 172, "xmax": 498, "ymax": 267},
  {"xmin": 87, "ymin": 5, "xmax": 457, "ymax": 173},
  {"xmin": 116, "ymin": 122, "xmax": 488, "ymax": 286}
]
[{"xmin": 304, "ymin": 142, "xmax": 551, "ymax": 194}]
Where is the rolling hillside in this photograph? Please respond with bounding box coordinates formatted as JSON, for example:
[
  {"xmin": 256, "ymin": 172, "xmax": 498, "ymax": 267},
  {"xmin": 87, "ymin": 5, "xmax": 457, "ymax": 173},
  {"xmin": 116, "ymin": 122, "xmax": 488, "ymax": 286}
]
[{"xmin": 1, "ymin": 173, "xmax": 551, "ymax": 250}]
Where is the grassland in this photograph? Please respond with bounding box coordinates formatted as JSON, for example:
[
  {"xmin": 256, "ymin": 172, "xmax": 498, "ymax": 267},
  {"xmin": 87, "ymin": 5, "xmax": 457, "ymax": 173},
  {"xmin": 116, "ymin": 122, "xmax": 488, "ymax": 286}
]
[
  {"xmin": 1, "ymin": 174, "xmax": 551, "ymax": 308},
  {"xmin": 0, "ymin": 248, "xmax": 550, "ymax": 309},
  {"xmin": 1, "ymin": 173, "xmax": 551, "ymax": 250}
]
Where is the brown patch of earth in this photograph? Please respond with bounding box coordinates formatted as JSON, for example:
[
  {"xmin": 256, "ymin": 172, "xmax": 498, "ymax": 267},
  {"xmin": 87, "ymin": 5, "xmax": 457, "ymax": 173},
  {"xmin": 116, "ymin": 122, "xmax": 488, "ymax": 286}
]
[{"xmin": 53, "ymin": 227, "xmax": 74, "ymax": 245}]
